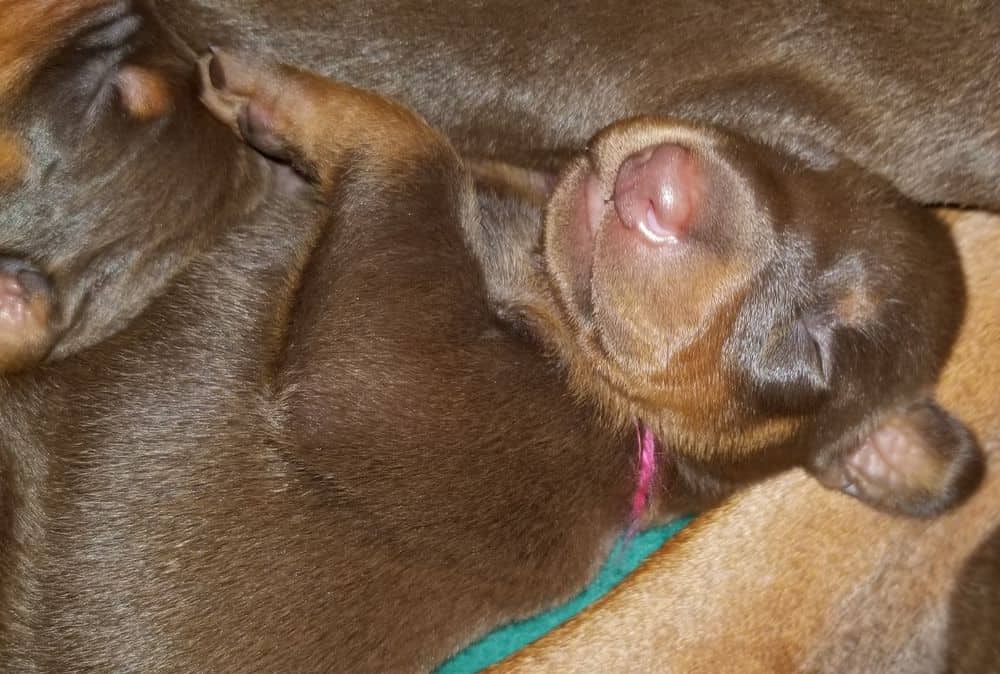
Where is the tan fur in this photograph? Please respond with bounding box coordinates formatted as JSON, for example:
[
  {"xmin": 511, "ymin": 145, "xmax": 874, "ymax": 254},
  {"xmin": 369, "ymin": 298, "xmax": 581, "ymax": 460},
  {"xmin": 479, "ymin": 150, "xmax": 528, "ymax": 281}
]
[
  {"xmin": 198, "ymin": 51, "xmax": 444, "ymax": 192},
  {"xmin": 275, "ymin": 81, "xmax": 441, "ymax": 188},
  {"xmin": 493, "ymin": 209, "xmax": 1000, "ymax": 672},
  {"xmin": 538, "ymin": 119, "xmax": 777, "ymax": 457},
  {"xmin": 0, "ymin": 281, "xmax": 53, "ymax": 372},
  {"xmin": 0, "ymin": 131, "xmax": 26, "ymax": 187},
  {"xmin": 888, "ymin": 421, "xmax": 952, "ymax": 493},
  {"xmin": 536, "ymin": 114, "xmax": 932, "ymax": 465},
  {"xmin": 834, "ymin": 285, "xmax": 877, "ymax": 327},
  {"xmin": 115, "ymin": 66, "xmax": 172, "ymax": 121},
  {"xmin": 0, "ymin": 3, "xmax": 992, "ymax": 669}
]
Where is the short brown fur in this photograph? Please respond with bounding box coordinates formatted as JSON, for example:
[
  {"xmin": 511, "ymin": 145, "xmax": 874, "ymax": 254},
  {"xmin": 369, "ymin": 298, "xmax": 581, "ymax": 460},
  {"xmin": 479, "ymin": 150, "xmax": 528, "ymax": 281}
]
[
  {"xmin": 115, "ymin": 65, "xmax": 172, "ymax": 120},
  {"xmin": 0, "ymin": 2, "xmax": 993, "ymax": 671}
]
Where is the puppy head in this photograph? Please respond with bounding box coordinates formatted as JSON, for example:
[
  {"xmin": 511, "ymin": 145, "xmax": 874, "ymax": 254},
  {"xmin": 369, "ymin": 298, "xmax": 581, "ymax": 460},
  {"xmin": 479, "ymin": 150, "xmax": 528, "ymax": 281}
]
[
  {"xmin": 0, "ymin": 1, "xmax": 269, "ymax": 360},
  {"xmin": 481, "ymin": 116, "xmax": 981, "ymax": 516}
]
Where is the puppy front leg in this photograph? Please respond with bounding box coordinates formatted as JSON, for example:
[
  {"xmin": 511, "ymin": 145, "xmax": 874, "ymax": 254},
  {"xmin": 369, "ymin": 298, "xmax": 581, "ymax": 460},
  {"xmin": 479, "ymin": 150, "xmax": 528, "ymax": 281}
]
[
  {"xmin": 198, "ymin": 49, "xmax": 448, "ymax": 194},
  {"xmin": 195, "ymin": 51, "xmax": 483, "ymax": 485}
]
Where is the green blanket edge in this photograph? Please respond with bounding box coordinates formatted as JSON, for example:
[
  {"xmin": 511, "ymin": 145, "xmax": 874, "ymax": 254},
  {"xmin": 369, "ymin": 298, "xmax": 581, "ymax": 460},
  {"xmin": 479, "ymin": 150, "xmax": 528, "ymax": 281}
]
[{"xmin": 436, "ymin": 516, "xmax": 693, "ymax": 673}]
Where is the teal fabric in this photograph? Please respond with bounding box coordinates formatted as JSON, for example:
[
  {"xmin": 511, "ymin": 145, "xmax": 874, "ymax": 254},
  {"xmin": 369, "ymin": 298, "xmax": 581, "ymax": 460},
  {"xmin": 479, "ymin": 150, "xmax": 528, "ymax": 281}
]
[{"xmin": 435, "ymin": 516, "xmax": 693, "ymax": 673}]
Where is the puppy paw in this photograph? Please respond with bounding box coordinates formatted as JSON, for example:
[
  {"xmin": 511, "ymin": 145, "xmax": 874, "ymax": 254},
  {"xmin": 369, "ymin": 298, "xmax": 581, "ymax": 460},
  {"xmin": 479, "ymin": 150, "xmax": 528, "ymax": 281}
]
[
  {"xmin": 0, "ymin": 258, "xmax": 55, "ymax": 372},
  {"xmin": 198, "ymin": 49, "xmax": 440, "ymax": 190},
  {"xmin": 198, "ymin": 48, "xmax": 297, "ymax": 166}
]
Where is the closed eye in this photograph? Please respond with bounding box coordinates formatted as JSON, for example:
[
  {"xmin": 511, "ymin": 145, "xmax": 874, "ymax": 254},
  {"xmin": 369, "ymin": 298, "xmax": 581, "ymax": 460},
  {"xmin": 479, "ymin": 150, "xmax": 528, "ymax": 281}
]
[
  {"xmin": 789, "ymin": 318, "xmax": 826, "ymax": 380},
  {"xmin": 42, "ymin": 3, "xmax": 143, "ymax": 124}
]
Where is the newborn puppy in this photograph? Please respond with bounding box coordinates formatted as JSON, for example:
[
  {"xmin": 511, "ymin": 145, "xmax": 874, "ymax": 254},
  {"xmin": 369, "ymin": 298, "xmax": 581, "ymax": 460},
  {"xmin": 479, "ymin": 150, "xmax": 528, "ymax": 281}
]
[
  {"xmin": 201, "ymin": 52, "xmax": 981, "ymax": 518},
  {"xmin": 476, "ymin": 124, "xmax": 985, "ymax": 517}
]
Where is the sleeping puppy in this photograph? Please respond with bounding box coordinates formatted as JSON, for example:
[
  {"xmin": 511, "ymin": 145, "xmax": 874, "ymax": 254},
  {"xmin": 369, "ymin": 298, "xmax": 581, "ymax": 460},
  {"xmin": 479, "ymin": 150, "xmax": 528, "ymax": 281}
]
[
  {"xmin": 473, "ymin": 137, "xmax": 984, "ymax": 518},
  {"xmin": 200, "ymin": 50, "xmax": 981, "ymax": 520}
]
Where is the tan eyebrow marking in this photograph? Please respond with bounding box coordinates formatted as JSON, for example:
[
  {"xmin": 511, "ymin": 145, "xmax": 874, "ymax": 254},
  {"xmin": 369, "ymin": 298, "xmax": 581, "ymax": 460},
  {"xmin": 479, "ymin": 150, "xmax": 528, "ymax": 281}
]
[
  {"xmin": 0, "ymin": 130, "xmax": 27, "ymax": 188},
  {"xmin": 115, "ymin": 66, "xmax": 173, "ymax": 121}
]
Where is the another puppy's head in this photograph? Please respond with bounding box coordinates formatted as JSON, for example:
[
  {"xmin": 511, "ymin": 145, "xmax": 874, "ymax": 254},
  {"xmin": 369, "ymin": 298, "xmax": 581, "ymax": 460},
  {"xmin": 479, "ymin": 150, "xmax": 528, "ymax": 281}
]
[
  {"xmin": 473, "ymin": 116, "xmax": 981, "ymax": 517},
  {"xmin": 0, "ymin": 0, "xmax": 268, "ymax": 362}
]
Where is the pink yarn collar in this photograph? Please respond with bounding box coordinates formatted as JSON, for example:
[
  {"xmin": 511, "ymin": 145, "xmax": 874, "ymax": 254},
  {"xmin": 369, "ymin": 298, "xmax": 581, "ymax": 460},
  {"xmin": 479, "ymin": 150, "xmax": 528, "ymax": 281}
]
[{"xmin": 627, "ymin": 420, "xmax": 658, "ymax": 537}]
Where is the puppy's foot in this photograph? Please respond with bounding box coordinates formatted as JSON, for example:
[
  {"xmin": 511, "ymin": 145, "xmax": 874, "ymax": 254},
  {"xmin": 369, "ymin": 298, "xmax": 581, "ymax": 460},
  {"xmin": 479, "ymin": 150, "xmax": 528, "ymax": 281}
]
[
  {"xmin": 198, "ymin": 49, "xmax": 301, "ymax": 169},
  {"xmin": 0, "ymin": 258, "xmax": 55, "ymax": 372},
  {"xmin": 198, "ymin": 49, "xmax": 441, "ymax": 190}
]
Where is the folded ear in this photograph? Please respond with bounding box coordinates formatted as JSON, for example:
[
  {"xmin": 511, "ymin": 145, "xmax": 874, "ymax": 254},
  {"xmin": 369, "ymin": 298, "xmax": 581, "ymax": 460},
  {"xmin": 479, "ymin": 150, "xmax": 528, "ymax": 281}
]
[
  {"xmin": 813, "ymin": 399, "xmax": 984, "ymax": 517},
  {"xmin": 749, "ymin": 308, "xmax": 836, "ymax": 413}
]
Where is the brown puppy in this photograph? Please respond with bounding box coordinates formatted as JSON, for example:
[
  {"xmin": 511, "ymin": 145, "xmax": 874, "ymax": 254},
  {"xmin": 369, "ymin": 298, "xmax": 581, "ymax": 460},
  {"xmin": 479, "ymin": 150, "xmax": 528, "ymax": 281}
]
[
  {"xmin": 202, "ymin": 52, "xmax": 981, "ymax": 518},
  {"xmin": 495, "ymin": 211, "xmax": 1000, "ymax": 673},
  {"xmin": 479, "ymin": 126, "xmax": 984, "ymax": 517},
  {"xmin": 161, "ymin": 0, "xmax": 1000, "ymax": 210}
]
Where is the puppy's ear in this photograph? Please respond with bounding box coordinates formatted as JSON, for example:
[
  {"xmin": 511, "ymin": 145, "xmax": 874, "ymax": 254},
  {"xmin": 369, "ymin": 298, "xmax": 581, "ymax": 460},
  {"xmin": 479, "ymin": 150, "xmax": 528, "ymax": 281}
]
[
  {"xmin": 744, "ymin": 304, "xmax": 837, "ymax": 414},
  {"xmin": 466, "ymin": 158, "xmax": 556, "ymax": 207},
  {"xmin": 813, "ymin": 399, "xmax": 984, "ymax": 517}
]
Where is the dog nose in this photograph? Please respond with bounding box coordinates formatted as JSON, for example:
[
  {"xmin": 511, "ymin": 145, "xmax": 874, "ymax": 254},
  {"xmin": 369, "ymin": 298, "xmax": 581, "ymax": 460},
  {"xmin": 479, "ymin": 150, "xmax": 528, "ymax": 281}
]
[{"xmin": 613, "ymin": 144, "xmax": 701, "ymax": 246}]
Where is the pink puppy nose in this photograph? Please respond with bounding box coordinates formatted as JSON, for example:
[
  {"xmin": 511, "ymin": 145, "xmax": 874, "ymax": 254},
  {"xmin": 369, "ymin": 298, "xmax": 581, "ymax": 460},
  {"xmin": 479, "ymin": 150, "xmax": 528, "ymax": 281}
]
[{"xmin": 613, "ymin": 144, "xmax": 700, "ymax": 245}]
